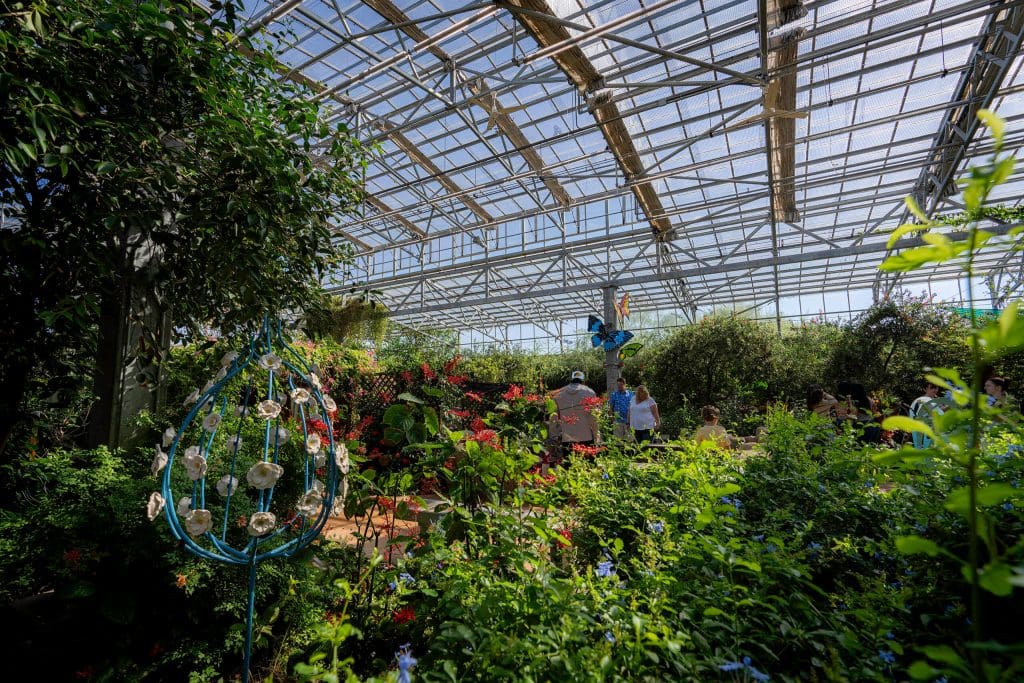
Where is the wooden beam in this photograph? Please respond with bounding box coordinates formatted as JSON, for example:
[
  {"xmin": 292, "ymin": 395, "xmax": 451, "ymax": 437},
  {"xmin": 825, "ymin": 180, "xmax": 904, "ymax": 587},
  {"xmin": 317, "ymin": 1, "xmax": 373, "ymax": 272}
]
[
  {"xmin": 365, "ymin": 194, "xmax": 426, "ymax": 237},
  {"xmin": 765, "ymin": 0, "xmax": 802, "ymax": 224},
  {"xmin": 374, "ymin": 121, "xmax": 494, "ymax": 224},
  {"xmin": 360, "ymin": 0, "xmax": 571, "ymax": 208},
  {"xmin": 503, "ymin": 0, "xmax": 673, "ymax": 238}
]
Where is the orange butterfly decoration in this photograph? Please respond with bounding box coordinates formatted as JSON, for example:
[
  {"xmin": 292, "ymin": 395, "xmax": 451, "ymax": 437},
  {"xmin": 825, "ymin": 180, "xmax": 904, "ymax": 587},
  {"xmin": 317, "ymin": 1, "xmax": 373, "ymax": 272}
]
[{"xmin": 615, "ymin": 293, "xmax": 631, "ymax": 322}]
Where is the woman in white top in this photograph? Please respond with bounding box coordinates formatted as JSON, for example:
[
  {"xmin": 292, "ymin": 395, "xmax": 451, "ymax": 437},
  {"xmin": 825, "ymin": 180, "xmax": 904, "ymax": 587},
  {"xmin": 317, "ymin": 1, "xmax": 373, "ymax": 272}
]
[{"xmin": 628, "ymin": 385, "xmax": 661, "ymax": 443}]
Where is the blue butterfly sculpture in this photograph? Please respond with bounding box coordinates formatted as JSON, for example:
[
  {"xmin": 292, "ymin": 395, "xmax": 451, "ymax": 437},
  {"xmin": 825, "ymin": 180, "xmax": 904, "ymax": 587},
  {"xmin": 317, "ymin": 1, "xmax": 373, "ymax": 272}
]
[{"xmin": 588, "ymin": 315, "xmax": 634, "ymax": 351}]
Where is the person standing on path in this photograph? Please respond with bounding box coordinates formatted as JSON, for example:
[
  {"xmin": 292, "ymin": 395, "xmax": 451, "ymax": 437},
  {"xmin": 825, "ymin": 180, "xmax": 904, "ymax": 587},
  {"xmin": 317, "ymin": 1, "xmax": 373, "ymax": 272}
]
[
  {"xmin": 554, "ymin": 371, "xmax": 600, "ymax": 448},
  {"xmin": 608, "ymin": 377, "xmax": 634, "ymax": 440},
  {"xmin": 908, "ymin": 382, "xmax": 943, "ymax": 448},
  {"xmin": 628, "ymin": 385, "xmax": 661, "ymax": 443}
]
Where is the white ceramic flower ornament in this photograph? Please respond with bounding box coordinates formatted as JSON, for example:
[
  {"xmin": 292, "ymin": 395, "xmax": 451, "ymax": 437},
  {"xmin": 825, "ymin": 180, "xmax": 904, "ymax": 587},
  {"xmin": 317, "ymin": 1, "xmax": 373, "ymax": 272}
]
[{"xmin": 151, "ymin": 318, "xmax": 346, "ymax": 683}]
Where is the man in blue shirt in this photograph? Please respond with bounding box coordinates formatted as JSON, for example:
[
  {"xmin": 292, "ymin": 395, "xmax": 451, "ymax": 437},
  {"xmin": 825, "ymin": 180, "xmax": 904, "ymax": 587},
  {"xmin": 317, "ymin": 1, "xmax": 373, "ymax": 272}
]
[{"xmin": 608, "ymin": 377, "xmax": 633, "ymax": 439}]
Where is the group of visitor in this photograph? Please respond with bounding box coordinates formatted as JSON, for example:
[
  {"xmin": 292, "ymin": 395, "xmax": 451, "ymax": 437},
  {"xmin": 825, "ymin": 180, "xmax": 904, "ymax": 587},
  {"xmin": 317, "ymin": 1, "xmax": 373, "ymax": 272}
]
[
  {"xmin": 808, "ymin": 375, "xmax": 1016, "ymax": 447},
  {"xmin": 549, "ymin": 372, "xmax": 729, "ymax": 452},
  {"xmin": 807, "ymin": 381, "xmax": 885, "ymax": 444}
]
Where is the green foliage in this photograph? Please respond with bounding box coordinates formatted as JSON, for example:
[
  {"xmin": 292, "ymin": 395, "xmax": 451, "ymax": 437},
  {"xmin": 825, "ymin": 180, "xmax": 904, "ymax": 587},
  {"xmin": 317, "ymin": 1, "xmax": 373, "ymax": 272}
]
[
  {"xmin": 826, "ymin": 292, "xmax": 972, "ymax": 396},
  {"xmin": 639, "ymin": 314, "xmax": 779, "ymax": 435},
  {"xmin": 0, "ymin": 0, "xmax": 367, "ymax": 456},
  {"xmin": 873, "ymin": 109, "xmax": 1024, "ymax": 680},
  {"xmin": 306, "ymin": 294, "xmax": 390, "ymax": 346}
]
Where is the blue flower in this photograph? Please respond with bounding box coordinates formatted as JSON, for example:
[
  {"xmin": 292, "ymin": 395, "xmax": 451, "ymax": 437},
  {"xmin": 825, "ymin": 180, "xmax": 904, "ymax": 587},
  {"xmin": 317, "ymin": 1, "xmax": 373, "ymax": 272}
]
[
  {"xmin": 807, "ymin": 542, "xmax": 822, "ymax": 551},
  {"xmin": 604, "ymin": 631, "xmax": 615, "ymax": 643},
  {"xmin": 752, "ymin": 534, "xmax": 765, "ymax": 542},
  {"xmin": 889, "ymin": 581, "xmax": 902, "ymax": 589},
  {"xmin": 765, "ymin": 543, "xmax": 778, "ymax": 553},
  {"xmin": 1003, "ymin": 502, "xmax": 1014, "ymax": 511},
  {"xmin": 596, "ymin": 561, "xmax": 615, "ymax": 578},
  {"xmin": 749, "ymin": 666, "xmax": 770, "ymax": 682},
  {"xmin": 388, "ymin": 581, "xmax": 397, "ymax": 591},
  {"xmin": 885, "ymin": 631, "xmax": 895, "ymax": 640},
  {"xmin": 914, "ymin": 523, "xmax": 928, "ymax": 533},
  {"xmin": 396, "ymin": 644, "xmax": 417, "ymax": 683},
  {"xmin": 818, "ymin": 483, "xmax": 827, "ymax": 493},
  {"xmin": 879, "ymin": 650, "xmax": 896, "ymax": 664},
  {"xmin": 864, "ymin": 480, "xmax": 874, "ymax": 488},
  {"xmin": 399, "ymin": 572, "xmax": 415, "ymax": 585},
  {"xmin": 718, "ymin": 656, "xmax": 769, "ymax": 680},
  {"xmin": 648, "ymin": 520, "xmax": 664, "ymax": 534},
  {"xmin": 602, "ymin": 471, "xmax": 610, "ymax": 480},
  {"xmin": 719, "ymin": 496, "xmax": 742, "ymax": 509}
]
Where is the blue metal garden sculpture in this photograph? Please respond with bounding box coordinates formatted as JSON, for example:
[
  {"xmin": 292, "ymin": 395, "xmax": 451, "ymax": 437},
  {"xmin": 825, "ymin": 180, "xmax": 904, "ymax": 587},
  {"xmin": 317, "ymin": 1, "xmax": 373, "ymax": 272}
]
[{"xmin": 146, "ymin": 319, "xmax": 348, "ymax": 682}]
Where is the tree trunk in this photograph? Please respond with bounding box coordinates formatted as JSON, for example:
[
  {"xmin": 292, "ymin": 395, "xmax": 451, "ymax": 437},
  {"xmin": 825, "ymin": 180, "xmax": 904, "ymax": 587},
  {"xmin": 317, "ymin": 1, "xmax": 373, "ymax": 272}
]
[{"xmin": 85, "ymin": 293, "xmax": 127, "ymax": 449}]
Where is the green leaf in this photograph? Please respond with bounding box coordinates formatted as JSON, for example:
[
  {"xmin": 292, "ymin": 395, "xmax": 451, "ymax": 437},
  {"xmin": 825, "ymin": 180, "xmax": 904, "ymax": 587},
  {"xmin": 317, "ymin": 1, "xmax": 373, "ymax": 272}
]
[
  {"xmin": 423, "ymin": 406, "xmax": 439, "ymax": 436},
  {"xmin": 977, "ymin": 483, "xmax": 1018, "ymax": 506},
  {"xmin": 895, "ymin": 535, "xmax": 942, "ymax": 557},
  {"xmin": 977, "ymin": 109, "xmax": 1005, "ymax": 148},
  {"xmin": 907, "ymin": 661, "xmax": 941, "ymax": 680},
  {"xmin": 702, "ymin": 607, "xmax": 724, "ymax": 616},
  {"xmin": 96, "ymin": 161, "xmax": 115, "ymax": 174},
  {"xmin": 396, "ymin": 392, "xmax": 423, "ymax": 404},
  {"xmin": 991, "ymin": 155, "xmax": 1015, "ymax": 185},
  {"xmin": 881, "ymin": 416, "xmax": 934, "ymax": 440},
  {"xmin": 904, "ymin": 195, "xmax": 929, "ymax": 222},
  {"xmin": 979, "ymin": 562, "xmax": 1014, "ymax": 597},
  {"xmin": 919, "ymin": 644, "xmax": 964, "ymax": 666},
  {"xmin": 887, "ymin": 221, "xmax": 930, "ymax": 248}
]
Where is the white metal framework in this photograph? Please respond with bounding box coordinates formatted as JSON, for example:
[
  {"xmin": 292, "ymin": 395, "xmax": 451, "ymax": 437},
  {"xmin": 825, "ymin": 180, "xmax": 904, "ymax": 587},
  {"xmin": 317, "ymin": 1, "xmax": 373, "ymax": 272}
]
[{"xmin": 233, "ymin": 0, "xmax": 1024, "ymax": 347}]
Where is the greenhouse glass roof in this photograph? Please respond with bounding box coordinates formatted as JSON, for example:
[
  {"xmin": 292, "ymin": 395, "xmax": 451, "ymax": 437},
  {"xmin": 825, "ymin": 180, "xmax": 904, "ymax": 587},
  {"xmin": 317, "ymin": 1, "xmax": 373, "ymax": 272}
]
[{"xmin": 231, "ymin": 0, "xmax": 1024, "ymax": 347}]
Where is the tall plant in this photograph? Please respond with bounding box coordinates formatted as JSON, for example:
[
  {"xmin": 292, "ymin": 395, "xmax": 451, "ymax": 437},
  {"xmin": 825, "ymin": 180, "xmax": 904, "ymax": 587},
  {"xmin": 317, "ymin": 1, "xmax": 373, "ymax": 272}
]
[
  {"xmin": 878, "ymin": 110, "xmax": 1024, "ymax": 680},
  {"xmin": 0, "ymin": 0, "xmax": 368, "ymax": 455}
]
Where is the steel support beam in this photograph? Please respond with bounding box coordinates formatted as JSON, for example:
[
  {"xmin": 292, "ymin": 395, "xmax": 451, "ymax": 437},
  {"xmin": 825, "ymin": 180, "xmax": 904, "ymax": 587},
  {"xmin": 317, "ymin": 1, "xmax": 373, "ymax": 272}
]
[{"xmin": 873, "ymin": 2, "xmax": 1024, "ymax": 300}]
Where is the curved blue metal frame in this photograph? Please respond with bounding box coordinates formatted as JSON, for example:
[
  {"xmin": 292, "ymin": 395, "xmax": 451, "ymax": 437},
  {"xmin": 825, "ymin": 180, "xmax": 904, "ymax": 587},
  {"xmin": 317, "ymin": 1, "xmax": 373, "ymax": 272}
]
[{"xmin": 160, "ymin": 318, "xmax": 341, "ymax": 681}]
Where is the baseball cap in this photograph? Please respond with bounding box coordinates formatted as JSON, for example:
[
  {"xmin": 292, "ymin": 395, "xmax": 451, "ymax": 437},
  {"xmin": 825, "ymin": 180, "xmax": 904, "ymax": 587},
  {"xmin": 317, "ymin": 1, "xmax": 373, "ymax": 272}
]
[{"xmin": 571, "ymin": 370, "xmax": 585, "ymax": 381}]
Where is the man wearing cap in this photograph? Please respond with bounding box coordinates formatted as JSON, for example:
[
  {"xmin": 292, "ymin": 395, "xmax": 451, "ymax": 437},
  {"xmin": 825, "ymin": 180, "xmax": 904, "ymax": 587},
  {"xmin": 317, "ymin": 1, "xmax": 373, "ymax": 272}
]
[{"xmin": 554, "ymin": 370, "xmax": 600, "ymax": 448}]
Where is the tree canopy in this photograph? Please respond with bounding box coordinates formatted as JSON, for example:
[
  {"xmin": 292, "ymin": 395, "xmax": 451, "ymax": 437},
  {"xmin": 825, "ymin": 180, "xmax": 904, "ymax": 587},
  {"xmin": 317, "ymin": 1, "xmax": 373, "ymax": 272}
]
[{"xmin": 0, "ymin": 0, "xmax": 368, "ymax": 454}]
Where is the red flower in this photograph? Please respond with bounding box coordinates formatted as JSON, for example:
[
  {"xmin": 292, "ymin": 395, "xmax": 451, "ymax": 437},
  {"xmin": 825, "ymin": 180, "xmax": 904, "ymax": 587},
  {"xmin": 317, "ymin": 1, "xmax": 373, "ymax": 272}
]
[
  {"xmin": 401, "ymin": 370, "xmax": 414, "ymax": 383},
  {"xmin": 306, "ymin": 418, "xmax": 330, "ymax": 435},
  {"xmin": 465, "ymin": 391, "xmax": 484, "ymax": 403},
  {"xmin": 470, "ymin": 417, "xmax": 487, "ymax": 432},
  {"xmin": 581, "ymin": 396, "xmax": 604, "ymax": 412},
  {"xmin": 376, "ymin": 496, "xmax": 396, "ymax": 511},
  {"xmin": 393, "ymin": 606, "xmax": 416, "ymax": 624},
  {"xmin": 558, "ymin": 528, "xmax": 573, "ymax": 541},
  {"xmin": 74, "ymin": 665, "xmax": 95, "ymax": 679},
  {"xmin": 446, "ymin": 374, "xmax": 468, "ymax": 386},
  {"xmin": 421, "ymin": 363, "xmax": 436, "ymax": 380},
  {"xmin": 468, "ymin": 429, "xmax": 501, "ymax": 448},
  {"xmin": 63, "ymin": 548, "xmax": 82, "ymax": 569},
  {"xmin": 571, "ymin": 443, "xmax": 604, "ymax": 457},
  {"xmin": 148, "ymin": 642, "xmax": 164, "ymax": 658},
  {"xmin": 561, "ymin": 414, "xmax": 579, "ymax": 425},
  {"xmin": 236, "ymin": 515, "xmax": 248, "ymax": 528},
  {"xmin": 380, "ymin": 391, "xmax": 393, "ymax": 404},
  {"xmin": 448, "ymin": 409, "xmax": 471, "ymax": 419},
  {"xmin": 524, "ymin": 393, "xmax": 542, "ymax": 403},
  {"xmin": 502, "ymin": 384, "xmax": 524, "ymax": 401},
  {"xmin": 443, "ymin": 354, "xmax": 463, "ymax": 374}
]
